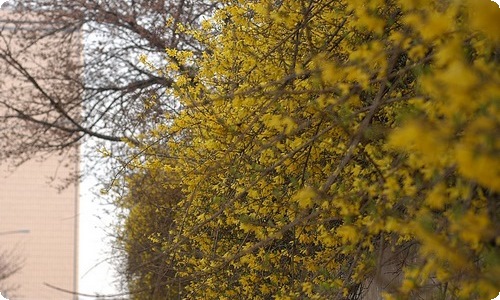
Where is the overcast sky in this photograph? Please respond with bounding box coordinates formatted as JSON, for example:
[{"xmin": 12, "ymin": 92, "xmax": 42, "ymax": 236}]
[{"xmin": 78, "ymin": 141, "xmax": 121, "ymax": 299}]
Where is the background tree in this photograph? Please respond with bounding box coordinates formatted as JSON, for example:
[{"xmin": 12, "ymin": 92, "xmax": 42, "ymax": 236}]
[
  {"xmin": 0, "ymin": 0, "xmax": 217, "ymax": 178},
  {"xmin": 115, "ymin": 0, "xmax": 500, "ymax": 299}
]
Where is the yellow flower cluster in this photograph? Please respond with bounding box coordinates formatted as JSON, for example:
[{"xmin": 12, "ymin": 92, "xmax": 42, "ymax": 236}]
[{"xmin": 119, "ymin": 0, "xmax": 499, "ymax": 298}]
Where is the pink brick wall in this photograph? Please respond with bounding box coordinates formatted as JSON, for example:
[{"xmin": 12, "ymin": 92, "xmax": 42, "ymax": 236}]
[
  {"xmin": 0, "ymin": 157, "xmax": 79, "ymax": 300},
  {"xmin": 0, "ymin": 10, "xmax": 80, "ymax": 300}
]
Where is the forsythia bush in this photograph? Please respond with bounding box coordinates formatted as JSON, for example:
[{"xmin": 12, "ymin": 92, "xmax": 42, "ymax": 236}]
[{"xmin": 118, "ymin": 0, "xmax": 500, "ymax": 299}]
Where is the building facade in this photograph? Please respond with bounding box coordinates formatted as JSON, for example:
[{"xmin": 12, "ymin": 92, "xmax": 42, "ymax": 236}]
[
  {"xmin": 0, "ymin": 9, "xmax": 79, "ymax": 300},
  {"xmin": 0, "ymin": 158, "xmax": 79, "ymax": 300}
]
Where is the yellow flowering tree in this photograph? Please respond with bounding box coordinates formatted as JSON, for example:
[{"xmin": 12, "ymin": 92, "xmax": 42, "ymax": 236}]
[{"xmin": 117, "ymin": 0, "xmax": 500, "ymax": 299}]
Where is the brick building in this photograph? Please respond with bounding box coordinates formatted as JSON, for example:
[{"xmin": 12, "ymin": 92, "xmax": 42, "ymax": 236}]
[{"xmin": 0, "ymin": 8, "xmax": 79, "ymax": 300}]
